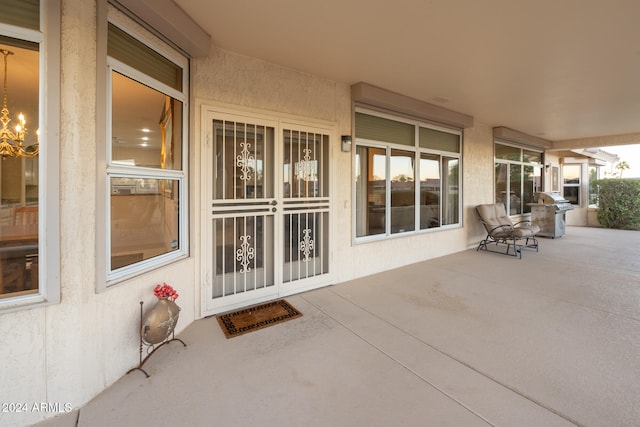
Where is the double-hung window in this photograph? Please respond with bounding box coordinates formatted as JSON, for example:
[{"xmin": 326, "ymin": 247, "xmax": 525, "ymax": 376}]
[
  {"xmin": 0, "ymin": 0, "xmax": 60, "ymax": 311},
  {"xmin": 104, "ymin": 22, "xmax": 188, "ymax": 283},
  {"xmin": 354, "ymin": 110, "xmax": 462, "ymax": 241},
  {"xmin": 562, "ymin": 164, "xmax": 581, "ymax": 205},
  {"xmin": 494, "ymin": 142, "xmax": 542, "ymax": 215}
]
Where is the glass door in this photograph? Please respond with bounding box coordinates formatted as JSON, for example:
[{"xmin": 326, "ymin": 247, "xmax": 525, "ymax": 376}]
[
  {"xmin": 281, "ymin": 128, "xmax": 330, "ymax": 291},
  {"xmin": 202, "ymin": 110, "xmax": 333, "ymax": 315},
  {"xmin": 206, "ymin": 117, "xmax": 278, "ymax": 312}
]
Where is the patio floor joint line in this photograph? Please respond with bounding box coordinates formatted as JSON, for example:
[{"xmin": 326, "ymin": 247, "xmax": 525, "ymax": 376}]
[
  {"xmin": 304, "ymin": 289, "xmax": 583, "ymax": 427},
  {"xmin": 302, "ymin": 293, "xmax": 496, "ymax": 426}
]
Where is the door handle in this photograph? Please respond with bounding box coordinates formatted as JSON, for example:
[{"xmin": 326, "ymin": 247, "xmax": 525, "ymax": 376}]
[
  {"xmin": 272, "ymin": 207, "xmax": 277, "ymax": 213},
  {"xmin": 271, "ymin": 200, "xmax": 277, "ymax": 206}
]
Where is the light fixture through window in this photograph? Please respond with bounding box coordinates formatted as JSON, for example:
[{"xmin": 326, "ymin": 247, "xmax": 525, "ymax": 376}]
[{"xmin": 0, "ymin": 49, "xmax": 39, "ymax": 158}]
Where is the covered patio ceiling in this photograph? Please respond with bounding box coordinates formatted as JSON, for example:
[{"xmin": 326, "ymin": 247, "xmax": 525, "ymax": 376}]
[{"xmin": 174, "ymin": 0, "xmax": 640, "ymax": 147}]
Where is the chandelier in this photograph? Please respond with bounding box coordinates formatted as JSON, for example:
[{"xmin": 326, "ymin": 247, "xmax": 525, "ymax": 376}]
[{"xmin": 0, "ymin": 49, "xmax": 38, "ymax": 158}]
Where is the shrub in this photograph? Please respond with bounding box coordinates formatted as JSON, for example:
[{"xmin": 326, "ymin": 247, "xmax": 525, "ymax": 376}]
[{"xmin": 594, "ymin": 179, "xmax": 640, "ymax": 230}]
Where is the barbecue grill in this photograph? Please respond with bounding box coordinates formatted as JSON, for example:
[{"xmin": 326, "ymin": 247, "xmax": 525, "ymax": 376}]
[{"xmin": 529, "ymin": 192, "xmax": 574, "ymax": 238}]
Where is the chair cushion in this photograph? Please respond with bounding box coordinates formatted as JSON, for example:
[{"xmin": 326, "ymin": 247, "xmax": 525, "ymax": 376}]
[
  {"xmin": 514, "ymin": 224, "xmax": 540, "ymax": 236},
  {"xmin": 477, "ymin": 203, "xmax": 540, "ymax": 237},
  {"xmin": 476, "ymin": 203, "xmax": 513, "ymax": 230}
]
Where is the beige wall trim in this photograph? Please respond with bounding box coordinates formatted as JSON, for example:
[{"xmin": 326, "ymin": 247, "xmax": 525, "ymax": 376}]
[
  {"xmin": 493, "ymin": 126, "xmax": 551, "ymax": 149},
  {"xmin": 351, "ymin": 82, "xmax": 474, "ymax": 129},
  {"xmin": 111, "ymin": 0, "xmax": 210, "ymax": 57},
  {"xmin": 550, "ymin": 132, "xmax": 640, "ymax": 151}
]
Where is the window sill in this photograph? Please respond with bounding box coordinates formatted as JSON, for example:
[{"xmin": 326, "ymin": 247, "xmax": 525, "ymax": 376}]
[
  {"xmin": 99, "ymin": 251, "xmax": 189, "ymax": 292},
  {"xmin": 354, "ymin": 223, "xmax": 462, "ymax": 245},
  {"xmin": 0, "ymin": 292, "xmax": 59, "ymax": 315}
]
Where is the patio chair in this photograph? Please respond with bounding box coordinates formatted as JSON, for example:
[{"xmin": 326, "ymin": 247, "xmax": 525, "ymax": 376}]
[{"xmin": 476, "ymin": 203, "xmax": 539, "ymax": 258}]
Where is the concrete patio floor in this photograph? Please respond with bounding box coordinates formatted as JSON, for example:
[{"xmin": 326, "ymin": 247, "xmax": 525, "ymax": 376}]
[{"xmin": 36, "ymin": 226, "xmax": 640, "ymax": 427}]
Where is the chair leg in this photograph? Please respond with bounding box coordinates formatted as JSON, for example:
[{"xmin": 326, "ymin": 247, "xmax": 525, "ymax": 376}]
[
  {"xmin": 477, "ymin": 234, "xmax": 532, "ymax": 259},
  {"xmin": 513, "ymin": 238, "xmax": 522, "ymax": 258},
  {"xmin": 477, "ymin": 235, "xmax": 491, "ymax": 252}
]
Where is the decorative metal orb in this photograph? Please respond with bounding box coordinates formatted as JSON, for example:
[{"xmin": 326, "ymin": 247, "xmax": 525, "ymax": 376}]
[{"xmin": 141, "ymin": 298, "xmax": 181, "ymax": 345}]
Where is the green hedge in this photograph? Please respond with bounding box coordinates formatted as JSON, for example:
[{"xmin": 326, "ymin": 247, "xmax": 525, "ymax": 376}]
[{"xmin": 594, "ymin": 179, "xmax": 640, "ymax": 230}]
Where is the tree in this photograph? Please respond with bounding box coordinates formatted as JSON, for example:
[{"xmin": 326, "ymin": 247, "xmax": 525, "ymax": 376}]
[
  {"xmin": 393, "ymin": 174, "xmax": 411, "ymax": 182},
  {"xmin": 615, "ymin": 160, "xmax": 630, "ymax": 178}
]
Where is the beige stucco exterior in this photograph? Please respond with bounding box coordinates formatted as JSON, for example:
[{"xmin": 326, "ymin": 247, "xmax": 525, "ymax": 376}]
[{"xmin": 0, "ymin": 1, "xmax": 582, "ymax": 426}]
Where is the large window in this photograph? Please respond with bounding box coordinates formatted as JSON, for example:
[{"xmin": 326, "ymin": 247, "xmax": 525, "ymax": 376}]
[
  {"xmin": 355, "ymin": 111, "xmax": 462, "ymax": 240},
  {"xmin": 0, "ymin": 0, "xmax": 60, "ymax": 310},
  {"xmin": 494, "ymin": 142, "xmax": 542, "ymax": 215},
  {"xmin": 105, "ymin": 22, "xmax": 187, "ymax": 282}
]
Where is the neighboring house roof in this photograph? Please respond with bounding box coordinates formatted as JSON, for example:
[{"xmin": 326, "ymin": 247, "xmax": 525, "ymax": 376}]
[{"xmin": 570, "ymin": 148, "xmax": 620, "ymax": 164}]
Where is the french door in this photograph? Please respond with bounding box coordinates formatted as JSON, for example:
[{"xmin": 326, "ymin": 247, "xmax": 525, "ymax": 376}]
[{"xmin": 202, "ymin": 109, "xmax": 332, "ymax": 315}]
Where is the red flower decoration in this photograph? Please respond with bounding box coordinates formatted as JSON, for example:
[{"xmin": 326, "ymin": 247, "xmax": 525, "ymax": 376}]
[{"xmin": 153, "ymin": 282, "xmax": 179, "ymax": 301}]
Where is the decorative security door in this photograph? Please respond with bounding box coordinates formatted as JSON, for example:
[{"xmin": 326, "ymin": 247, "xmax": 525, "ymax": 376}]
[
  {"xmin": 203, "ymin": 109, "xmax": 332, "ymax": 315},
  {"xmin": 279, "ymin": 126, "xmax": 331, "ymax": 296}
]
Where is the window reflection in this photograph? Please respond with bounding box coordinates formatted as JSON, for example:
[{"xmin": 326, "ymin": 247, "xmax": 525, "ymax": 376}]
[
  {"xmin": 213, "ymin": 120, "xmax": 273, "ymax": 200},
  {"xmin": 110, "ymin": 178, "xmax": 179, "ymax": 270},
  {"xmin": 442, "ymin": 157, "xmax": 459, "ymax": 225},
  {"xmin": 563, "ymin": 164, "xmax": 581, "ymax": 184},
  {"xmin": 107, "ymin": 20, "xmax": 187, "ymax": 281},
  {"xmin": 355, "ymin": 112, "xmax": 462, "ymax": 239},
  {"xmin": 562, "ymin": 164, "xmax": 581, "ymax": 205},
  {"xmin": 0, "ymin": 42, "xmax": 39, "ymax": 298},
  {"xmin": 420, "ymin": 154, "xmax": 440, "ymax": 229},
  {"xmin": 523, "ymin": 165, "xmax": 540, "ymax": 214},
  {"xmin": 509, "ymin": 164, "xmax": 522, "ymax": 215},
  {"xmin": 111, "ymin": 72, "xmax": 183, "ymax": 170},
  {"xmin": 283, "ymin": 130, "xmax": 327, "ymax": 199},
  {"xmin": 494, "ymin": 144, "xmax": 542, "ymax": 215},
  {"xmin": 390, "ymin": 149, "xmax": 415, "ymax": 233},
  {"xmin": 0, "ymin": 202, "xmax": 39, "ymax": 297},
  {"xmin": 355, "ymin": 146, "xmax": 386, "ymax": 237}
]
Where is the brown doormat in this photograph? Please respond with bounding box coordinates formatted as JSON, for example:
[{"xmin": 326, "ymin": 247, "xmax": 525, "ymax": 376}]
[{"xmin": 216, "ymin": 299, "xmax": 302, "ymax": 338}]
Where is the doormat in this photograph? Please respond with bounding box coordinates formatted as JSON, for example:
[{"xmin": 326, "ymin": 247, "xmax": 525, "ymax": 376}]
[{"xmin": 216, "ymin": 299, "xmax": 302, "ymax": 339}]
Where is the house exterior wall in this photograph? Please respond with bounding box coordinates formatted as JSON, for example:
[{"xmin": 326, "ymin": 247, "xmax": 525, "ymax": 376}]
[
  {"xmin": 587, "ymin": 208, "xmax": 602, "ymax": 227},
  {"xmin": 463, "ymin": 122, "xmax": 496, "ymax": 244},
  {"xmin": 562, "ymin": 159, "xmax": 590, "ymax": 227},
  {"xmin": 194, "ymin": 46, "xmax": 491, "ymax": 282},
  {"xmin": 0, "ymin": 3, "xmax": 197, "ymax": 426},
  {"xmin": 543, "ymin": 152, "xmax": 561, "ymax": 193},
  {"xmin": 539, "ymin": 152, "xmax": 605, "ymax": 228},
  {"xmin": 2, "ymin": 3, "xmax": 493, "ymax": 426}
]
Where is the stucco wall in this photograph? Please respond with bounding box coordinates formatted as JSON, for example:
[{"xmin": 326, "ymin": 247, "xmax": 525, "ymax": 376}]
[
  {"xmin": 193, "ymin": 46, "xmax": 495, "ymax": 285},
  {"xmin": 193, "ymin": 46, "xmax": 356, "ymax": 291},
  {"xmin": 463, "ymin": 122, "xmax": 495, "ymax": 245},
  {"xmin": 0, "ymin": 2, "xmax": 197, "ymax": 426},
  {"xmin": 3, "ymin": 8, "xmax": 498, "ymax": 426}
]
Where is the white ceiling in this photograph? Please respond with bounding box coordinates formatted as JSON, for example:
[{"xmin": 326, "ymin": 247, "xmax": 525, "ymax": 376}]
[{"xmin": 175, "ymin": 0, "xmax": 640, "ymax": 143}]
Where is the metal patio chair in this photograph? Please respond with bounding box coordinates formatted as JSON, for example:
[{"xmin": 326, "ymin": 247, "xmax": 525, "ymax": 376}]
[{"xmin": 476, "ymin": 203, "xmax": 540, "ymax": 258}]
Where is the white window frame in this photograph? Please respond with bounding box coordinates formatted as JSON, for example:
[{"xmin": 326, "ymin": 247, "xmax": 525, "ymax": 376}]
[
  {"xmin": 562, "ymin": 163, "xmax": 582, "ymax": 207},
  {"xmin": 96, "ymin": 9, "xmax": 189, "ymax": 289},
  {"xmin": 0, "ymin": 0, "xmax": 61, "ymax": 313},
  {"xmin": 494, "ymin": 141, "xmax": 543, "ymax": 216},
  {"xmin": 588, "ymin": 165, "xmax": 600, "ymax": 207},
  {"xmin": 353, "ymin": 108, "xmax": 463, "ymax": 244}
]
